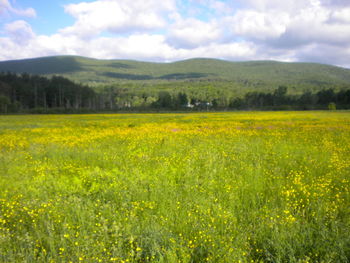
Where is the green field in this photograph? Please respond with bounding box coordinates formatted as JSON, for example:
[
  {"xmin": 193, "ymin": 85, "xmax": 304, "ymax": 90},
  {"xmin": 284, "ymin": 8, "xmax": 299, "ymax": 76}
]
[{"xmin": 0, "ymin": 112, "xmax": 349, "ymax": 262}]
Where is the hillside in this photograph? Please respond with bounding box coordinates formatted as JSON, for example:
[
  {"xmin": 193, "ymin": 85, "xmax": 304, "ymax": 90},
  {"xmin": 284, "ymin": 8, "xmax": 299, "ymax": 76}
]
[
  {"xmin": 1, "ymin": 59, "xmax": 350, "ymax": 112},
  {"xmin": 1, "ymin": 56, "xmax": 350, "ymax": 88}
]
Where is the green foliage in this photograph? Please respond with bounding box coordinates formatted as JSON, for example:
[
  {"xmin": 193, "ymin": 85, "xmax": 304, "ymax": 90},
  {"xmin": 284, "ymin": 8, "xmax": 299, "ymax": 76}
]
[
  {"xmin": 156, "ymin": 91, "xmax": 172, "ymax": 108},
  {"xmin": 0, "ymin": 95, "xmax": 10, "ymax": 113},
  {"xmin": 229, "ymin": 87, "xmax": 350, "ymax": 110},
  {"xmin": 0, "ymin": 73, "xmax": 96, "ymax": 112},
  {"xmin": 175, "ymin": 92, "xmax": 188, "ymax": 107},
  {"xmin": 1, "ymin": 56, "xmax": 350, "ymax": 112},
  {"xmin": 328, "ymin": 102, "xmax": 337, "ymax": 110},
  {"xmin": 1, "ymin": 71, "xmax": 350, "ymax": 112},
  {"xmin": 1, "ymin": 56, "xmax": 350, "ymax": 89}
]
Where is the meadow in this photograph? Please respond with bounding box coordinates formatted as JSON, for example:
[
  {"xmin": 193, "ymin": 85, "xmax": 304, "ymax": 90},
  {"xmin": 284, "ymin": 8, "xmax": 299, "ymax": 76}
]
[{"xmin": 0, "ymin": 111, "xmax": 349, "ymax": 263}]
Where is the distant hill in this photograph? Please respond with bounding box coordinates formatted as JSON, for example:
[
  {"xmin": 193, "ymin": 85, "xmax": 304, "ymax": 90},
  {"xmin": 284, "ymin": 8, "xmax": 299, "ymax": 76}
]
[{"xmin": 0, "ymin": 56, "xmax": 350, "ymax": 89}]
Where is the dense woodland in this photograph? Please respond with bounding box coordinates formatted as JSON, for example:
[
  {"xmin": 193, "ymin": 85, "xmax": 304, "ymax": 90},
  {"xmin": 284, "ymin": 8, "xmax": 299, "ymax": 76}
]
[{"xmin": 0, "ymin": 72, "xmax": 350, "ymax": 113}]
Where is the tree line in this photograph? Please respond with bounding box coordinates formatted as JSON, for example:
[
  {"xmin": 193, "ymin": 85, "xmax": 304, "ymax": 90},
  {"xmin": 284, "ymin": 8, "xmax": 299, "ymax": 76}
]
[
  {"xmin": 229, "ymin": 86, "xmax": 350, "ymax": 110},
  {"xmin": 111, "ymin": 86, "xmax": 350, "ymax": 110},
  {"xmin": 0, "ymin": 72, "xmax": 98, "ymax": 113},
  {"xmin": 1, "ymin": 72, "xmax": 350, "ymax": 113}
]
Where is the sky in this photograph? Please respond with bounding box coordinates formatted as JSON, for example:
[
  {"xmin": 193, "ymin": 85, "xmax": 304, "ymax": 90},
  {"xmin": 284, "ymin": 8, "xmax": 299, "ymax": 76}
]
[{"xmin": 1, "ymin": 0, "xmax": 350, "ymax": 67}]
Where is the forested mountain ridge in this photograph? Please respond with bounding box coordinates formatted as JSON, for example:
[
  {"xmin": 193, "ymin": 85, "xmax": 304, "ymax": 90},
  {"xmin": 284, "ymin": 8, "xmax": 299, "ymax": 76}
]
[{"xmin": 0, "ymin": 56, "xmax": 350, "ymax": 87}]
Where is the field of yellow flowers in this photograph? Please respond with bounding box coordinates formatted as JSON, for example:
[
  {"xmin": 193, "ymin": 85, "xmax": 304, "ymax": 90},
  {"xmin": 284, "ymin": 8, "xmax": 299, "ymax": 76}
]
[{"xmin": 0, "ymin": 111, "xmax": 349, "ymax": 262}]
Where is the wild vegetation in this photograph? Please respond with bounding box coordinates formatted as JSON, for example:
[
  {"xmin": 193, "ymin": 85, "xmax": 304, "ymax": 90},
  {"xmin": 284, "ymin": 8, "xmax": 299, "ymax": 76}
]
[
  {"xmin": 0, "ymin": 56, "xmax": 350, "ymax": 112},
  {"xmin": 0, "ymin": 112, "xmax": 349, "ymax": 262},
  {"xmin": 1, "ymin": 72, "xmax": 350, "ymax": 113},
  {"xmin": 1, "ymin": 56, "xmax": 350, "ymax": 112}
]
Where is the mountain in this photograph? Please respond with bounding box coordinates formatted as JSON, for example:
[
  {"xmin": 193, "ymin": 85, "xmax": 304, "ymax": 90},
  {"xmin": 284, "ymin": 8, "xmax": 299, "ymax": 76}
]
[{"xmin": 0, "ymin": 56, "xmax": 350, "ymax": 88}]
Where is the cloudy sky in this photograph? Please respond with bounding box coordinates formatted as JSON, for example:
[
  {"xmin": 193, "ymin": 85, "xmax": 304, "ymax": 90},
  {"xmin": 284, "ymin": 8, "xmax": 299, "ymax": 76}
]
[{"xmin": 1, "ymin": 0, "xmax": 350, "ymax": 67}]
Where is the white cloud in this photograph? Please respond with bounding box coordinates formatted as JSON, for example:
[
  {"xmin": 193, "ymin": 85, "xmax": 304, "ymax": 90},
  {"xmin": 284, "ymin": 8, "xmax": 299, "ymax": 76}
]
[
  {"xmin": 4, "ymin": 20, "xmax": 34, "ymax": 44},
  {"xmin": 61, "ymin": 0, "xmax": 176, "ymax": 37},
  {"xmin": 102, "ymin": 35, "xmax": 256, "ymax": 61},
  {"xmin": 1, "ymin": 0, "xmax": 350, "ymax": 68},
  {"xmin": 329, "ymin": 8, "xmax": 350, "ymax": 23},
  {"xmin": 185, "ymin": 0, "xmax": 233, "ymax": 14},
  {"xmin": 228, "ymin": 10, "xmax": 290, "ymax": 41},
  {"xmin": 295, "ymin": 43, "xmax": 350, "ymax": 67},
  {"xmin": 190, "ymin": 42, "xmax": 257, "ymax": 60},
  {"xmin": 227, "ymin": 0, "xmax": 350, "ymax": 47},
  {"xmin": 209, "ymin": 0, "xmax": 233, "ymax": 14},
  {"xmin": 240, "ymin": 0, "xmax": 312, "ymax": 12},
  {"xmin": 320, "ymin": 0, "xmax": 350, "ymax": 7},
  {"xmin": 0, "ymin": 0, "xmax": 36, "ymax": 17},
  {"xmin": 0, "ymin": 21, "xmax": 257, "ymax": 63},
  {"xmin": 268, "ymin": 4, "xmax": 350, "ymax": 48},
  {"xmin": 86, "ymin": 34, "xmax": 173, "ymax": 60},
  {"xmin": 167, "ymin": 18, "xmax": 222, "ymax": 48}
]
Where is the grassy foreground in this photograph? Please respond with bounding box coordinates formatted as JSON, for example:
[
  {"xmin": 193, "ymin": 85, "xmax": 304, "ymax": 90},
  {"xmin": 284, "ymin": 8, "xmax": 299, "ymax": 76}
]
[{"xmin": 0, "ymin": 112, "xmax": 349, "ymax": 263}]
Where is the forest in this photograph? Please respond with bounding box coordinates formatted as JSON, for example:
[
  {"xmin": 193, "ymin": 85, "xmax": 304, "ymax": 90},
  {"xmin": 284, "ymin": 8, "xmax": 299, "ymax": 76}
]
[{"xmin": 0, "ymin": 72, "xmax": 350, "ymax": 113}]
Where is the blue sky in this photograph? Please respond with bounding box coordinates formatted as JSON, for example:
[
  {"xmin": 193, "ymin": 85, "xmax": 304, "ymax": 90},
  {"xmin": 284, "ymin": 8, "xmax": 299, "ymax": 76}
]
[
  {"xmin": 1, "ymin": 0, "xmax": 350, "ymax": 67},
  {"xmin": 2, "ymin": 0, "xmax": 93, "ymax": 34}
]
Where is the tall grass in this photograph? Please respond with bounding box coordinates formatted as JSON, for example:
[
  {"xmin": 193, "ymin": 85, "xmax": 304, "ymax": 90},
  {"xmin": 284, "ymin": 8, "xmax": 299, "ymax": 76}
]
[{"xmin": 0, "ymin": 112, "xmax": 349, "ymax": 262}]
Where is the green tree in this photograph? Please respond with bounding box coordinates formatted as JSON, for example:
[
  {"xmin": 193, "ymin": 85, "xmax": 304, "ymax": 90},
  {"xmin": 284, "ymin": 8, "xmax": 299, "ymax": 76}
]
[
  {"xmin": 154, "ymin": 91, "xmax": 172, "ymax": 108},
  {"xmin": 0, "ymin": 95, "xmax": 10, "ymax": 113},
  {"xmin": 273, "ymin": 86, "xmax": 288, "ymax": 106},
  {"xmin": 328, "ymin": 102, "xmax": 336, "ymax": 111},
  {"xmin": 175, "ymin": 92, "xmax": 188, "ymax": 108},
  {"xmin": 229, "ymin": 97, "xmax": 244, "ymax": 109},
  {"xmin": 317, "ymin": 89, "xmax": 335, "ymax": 105}
]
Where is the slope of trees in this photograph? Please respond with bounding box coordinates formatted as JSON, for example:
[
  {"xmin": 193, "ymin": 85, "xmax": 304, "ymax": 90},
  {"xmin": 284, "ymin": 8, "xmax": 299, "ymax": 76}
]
[{"xmin": 0, "ymin": 73, "xmax": 96, "ymax": 112}]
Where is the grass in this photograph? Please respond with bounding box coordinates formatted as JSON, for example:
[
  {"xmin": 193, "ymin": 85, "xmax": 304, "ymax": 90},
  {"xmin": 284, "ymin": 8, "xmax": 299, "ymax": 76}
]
[{"xmin": 0, "ymin": 111, "xmax": 349, "ymax": 262}]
